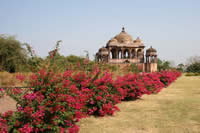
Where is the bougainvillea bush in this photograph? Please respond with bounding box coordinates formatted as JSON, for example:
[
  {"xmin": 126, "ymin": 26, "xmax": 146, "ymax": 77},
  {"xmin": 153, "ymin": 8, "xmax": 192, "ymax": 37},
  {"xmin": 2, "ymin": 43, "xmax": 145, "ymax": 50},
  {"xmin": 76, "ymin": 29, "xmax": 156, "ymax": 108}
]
[
  {"xmin": 0, "ymin": 67, "xmax": 181, "ymax": 133},
  {"xmin": 114, "ymin": 70, "xmax": 181, "ymax": 100}
]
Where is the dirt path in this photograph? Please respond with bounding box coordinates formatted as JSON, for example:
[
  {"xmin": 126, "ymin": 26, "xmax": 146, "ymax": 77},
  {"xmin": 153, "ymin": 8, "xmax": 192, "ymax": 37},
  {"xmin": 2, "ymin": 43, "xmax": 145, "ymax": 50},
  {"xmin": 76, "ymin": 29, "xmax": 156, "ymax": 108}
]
[
  {"xmin": 78, "ymin": 76, "xmax": 200, "ymax": 133},
  {"xmin": 0, "ymin": 95, "xmax": 17, "ymax": 113}
]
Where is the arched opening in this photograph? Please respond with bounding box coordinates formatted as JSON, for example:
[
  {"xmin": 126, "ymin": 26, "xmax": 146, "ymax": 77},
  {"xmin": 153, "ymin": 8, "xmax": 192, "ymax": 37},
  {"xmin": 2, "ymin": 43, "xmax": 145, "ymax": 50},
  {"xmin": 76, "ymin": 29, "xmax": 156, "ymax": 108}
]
[
  {"xmin": 151, "ymin": 56, "xmax": 156, "ymax": 63},
  {"xmin": 147, "ymin": 56, "xmax": 149, "ymax": 63},
  {"xmin": 110, "ymin": 49, "xmax": 117, "ymax": 59},
  {"xmin": 118, "ymin": 50, "xmax": 122, "ymax": 59},
  {"xmin": 110, "ymin": 51, "xmax": 113, "ymax": 59},
  {"xmin": 150, "ymin": 56, "xmax": 153, "ymax": 63},
  {"xmin": 124, "ymin": 49, "xmax": 129, "ymax": 59},
  {"xmin": 101, "ymin": 55, "xmax": 107, "ymax": 62},
  {"xmin": 99, "ymin": 56, "xmax": 102, "ymax": 62}
]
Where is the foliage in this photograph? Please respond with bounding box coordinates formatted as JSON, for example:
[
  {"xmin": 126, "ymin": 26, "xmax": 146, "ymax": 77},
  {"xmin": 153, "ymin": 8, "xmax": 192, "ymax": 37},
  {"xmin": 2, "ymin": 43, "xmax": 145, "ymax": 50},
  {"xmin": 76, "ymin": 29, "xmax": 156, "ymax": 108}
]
[
  {"xmin": 125, "ymin": 64, "xmax": 142, "ymax": 73},
  {"xmin": 185, "ymin": 56, "xmax": 200, "ymax": 73},
  {"xmin": 0, "ymin": 88, "xmax": 5, "ymax": 99},
  {"xmin": 115, "ymin": 70, "xmax": 180, "ymax": 100},
  {"xmin": 0, "ymin": 35, "xmax": 28, "ymax": 72},
  {"xmin": 176, "ymin": 63, "xmax": 185, "ymax": 72},
  {"xmin": 186, "ymin": 56, "xmax": 200, "ymax": 65},
  {"xmin": 0, "ymin": 38, "xmax": 93, "ymax": 73},
  {"xmin": 0, "ymin": 40, "xmax": 182, "ymax": 132},
  {"xmin": 0, "ymin": 66, "xmax": 181, "ymax": 132},
  {"xmin": 79, "ymin": 75, "xmax": 200, "ymax": 133},
  {"xmin": 186, "ymin": 62, "xmax": 200, "ymax": 73},
  {"xmin": 84, "ymin": 50, "xmax": 89, "ymax": 60},
  {"xmin": 24, "ymin": 43, "xmax": 43, "ymax": 72},
  {"xmin": 185, "ymin": 72, "xmax": 200, "ymax": 76},
  {"xmin": 157, "ymin": 58, "xmax": 171, "ymax": 71}
]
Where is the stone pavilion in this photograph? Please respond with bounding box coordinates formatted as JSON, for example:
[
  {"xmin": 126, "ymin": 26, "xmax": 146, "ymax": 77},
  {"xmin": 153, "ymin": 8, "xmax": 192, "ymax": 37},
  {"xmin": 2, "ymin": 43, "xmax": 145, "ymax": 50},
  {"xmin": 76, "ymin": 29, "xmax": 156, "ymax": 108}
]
[{"xmin": 96, "ymin": 27, "xmax": 157, "ymax": 72}]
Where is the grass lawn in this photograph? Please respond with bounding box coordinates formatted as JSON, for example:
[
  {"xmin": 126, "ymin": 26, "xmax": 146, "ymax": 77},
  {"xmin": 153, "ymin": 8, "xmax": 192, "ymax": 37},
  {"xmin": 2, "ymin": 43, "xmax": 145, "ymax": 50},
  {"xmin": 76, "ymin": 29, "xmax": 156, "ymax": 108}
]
[{"xmin": 78, "ymin": 75, "xmax": 200, "ymax": 133}]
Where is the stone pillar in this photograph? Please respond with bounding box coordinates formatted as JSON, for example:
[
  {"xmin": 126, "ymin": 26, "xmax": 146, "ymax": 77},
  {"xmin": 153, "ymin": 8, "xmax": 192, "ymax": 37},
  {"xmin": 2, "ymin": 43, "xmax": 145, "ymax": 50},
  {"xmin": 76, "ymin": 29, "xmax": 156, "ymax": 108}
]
[
  {"xmin": 146, "ymin": 56, "xmax": 149, "ymax": 63},
  {"xmin": 146, "ymin": 56, "xmax": 148, "ymax": 63},
  {"xmin": 128, "ymin": 49, "xmax": 132, "ymax": 59},
  {"xmin": 131, "ymin": 49, "xmax": 134, "ymax": 59},
  {"xmin": 135, "ymin": 49, "xmax": 137, "ymax": 59},
  {"xmin": 142, "ymin": 55, "xmax": 144, "ymax": 63},
  {"xmin": 154, "ymin": 56, "xmax": 157, "ymax": 63},
  {"xmin": 116, "ymin": 49, "xmax": 119, "ymax": 59},
  {"xmin": 108, "ymin": 47, "xmax": 111, "ymax": 60}
]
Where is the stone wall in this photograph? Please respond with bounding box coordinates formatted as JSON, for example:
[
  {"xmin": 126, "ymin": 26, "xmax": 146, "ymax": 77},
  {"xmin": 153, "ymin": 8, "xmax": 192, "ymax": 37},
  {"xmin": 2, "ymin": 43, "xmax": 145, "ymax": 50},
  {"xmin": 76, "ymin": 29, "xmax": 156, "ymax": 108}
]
[
  {"xmin": 145, "ymin": 63, "xmax": 157, "ymax": 72},
  {"xmin": 108, "ymin": 59, "xmax": 141, "ymax": 64}
]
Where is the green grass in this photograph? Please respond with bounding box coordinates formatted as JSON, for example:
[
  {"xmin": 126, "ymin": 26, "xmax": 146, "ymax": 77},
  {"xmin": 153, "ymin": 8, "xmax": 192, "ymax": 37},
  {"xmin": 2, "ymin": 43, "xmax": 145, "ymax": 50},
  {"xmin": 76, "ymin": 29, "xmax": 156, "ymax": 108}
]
[{"xmin": 78, "ymin": 76, "xmax": 200, "ymax": 133}]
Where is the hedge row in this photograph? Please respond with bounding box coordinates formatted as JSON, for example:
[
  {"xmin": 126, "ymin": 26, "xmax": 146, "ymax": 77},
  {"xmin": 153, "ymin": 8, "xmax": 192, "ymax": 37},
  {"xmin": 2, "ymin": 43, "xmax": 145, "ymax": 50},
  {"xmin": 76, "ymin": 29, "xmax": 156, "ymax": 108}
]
[{"xmin": 0, "ymin": 69, "xmax": 181, "ymax": 133}]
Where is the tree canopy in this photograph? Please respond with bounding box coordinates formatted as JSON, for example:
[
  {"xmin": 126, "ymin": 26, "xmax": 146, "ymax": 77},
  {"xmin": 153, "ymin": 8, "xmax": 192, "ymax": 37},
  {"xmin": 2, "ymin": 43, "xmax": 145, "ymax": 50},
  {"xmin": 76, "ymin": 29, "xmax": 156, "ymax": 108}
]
[
  {"xmin": 157, "ymin": 58, "xmax": 171, "ymax": 71},
  {"xmin": 0, "ymin": 35, "xmax": 28, "ymax": 72},
  {"xmin": 186, "ymin": 62, "xmax": 200, "ymax": 73},
  {"xmin": 185, "ymin": 56, "xmax": 200, "ymax": 73}
]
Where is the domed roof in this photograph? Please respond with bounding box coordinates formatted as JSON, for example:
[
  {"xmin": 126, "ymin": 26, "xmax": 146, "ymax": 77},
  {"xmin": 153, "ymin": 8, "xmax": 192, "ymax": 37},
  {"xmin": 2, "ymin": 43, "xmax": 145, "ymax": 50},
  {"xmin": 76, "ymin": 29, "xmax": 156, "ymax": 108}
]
[
  {"xmin": 109, "ymin": 38, "xmax": 118, "ymax": 43},
  {"xmin": 135, "ymin": 37, "xmax": 142, "ymax": 43},
  {"xmin": 146, "ymin": 46, "xmax": 157, "ymax": 52},
  {"xmin": 98, "ymin": 47, "xmax": 109, "ymax": 55},
  {"xmin": 99, "ymin": 47, "xmax": 108, "ymax": 52},
  {"xmin": 113, "ymin": 27, "xmax": 134, "ymax": 43}
]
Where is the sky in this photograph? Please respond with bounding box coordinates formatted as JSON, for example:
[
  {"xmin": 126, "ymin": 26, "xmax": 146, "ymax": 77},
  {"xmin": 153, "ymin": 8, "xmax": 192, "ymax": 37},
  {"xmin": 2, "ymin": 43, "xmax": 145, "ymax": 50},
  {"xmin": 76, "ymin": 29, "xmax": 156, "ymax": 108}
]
[{"xmin": 1, "ymin": 0, "xmax": 200, "ymax": 65}]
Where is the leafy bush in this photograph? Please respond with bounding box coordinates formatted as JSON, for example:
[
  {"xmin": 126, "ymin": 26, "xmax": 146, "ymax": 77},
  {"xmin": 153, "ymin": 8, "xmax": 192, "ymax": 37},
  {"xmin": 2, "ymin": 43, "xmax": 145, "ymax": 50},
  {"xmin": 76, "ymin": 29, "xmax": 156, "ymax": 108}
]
[
  {"xmin": 125, "ymin": 64, "xmax": 142, "ymax": 73},
  {"xmin": 185, "ymin": 72, "xmax": 200, "ymax": 76},
  {"xmin": 0, "ymin": 67, "xmax": 181, "ymax": 132},
  {"xmin": 159, "ymin": 70, "xmax": 181, "ymax": 86}
]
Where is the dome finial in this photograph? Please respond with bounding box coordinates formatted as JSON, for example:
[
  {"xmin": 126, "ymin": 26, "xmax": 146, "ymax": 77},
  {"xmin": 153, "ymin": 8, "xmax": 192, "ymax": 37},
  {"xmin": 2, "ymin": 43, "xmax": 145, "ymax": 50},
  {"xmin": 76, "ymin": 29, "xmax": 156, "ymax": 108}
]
[{"xmin": 122, "ymin": 27, "xmax": 125, "ymax": 32}]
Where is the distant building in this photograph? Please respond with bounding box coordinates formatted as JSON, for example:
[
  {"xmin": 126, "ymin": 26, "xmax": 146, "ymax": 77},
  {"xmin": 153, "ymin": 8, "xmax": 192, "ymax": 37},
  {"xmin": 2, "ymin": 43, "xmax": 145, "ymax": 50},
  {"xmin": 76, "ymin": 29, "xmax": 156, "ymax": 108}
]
[{"xmin": 96, "ymin": 27, "xmax": 157, "ymax": 72}]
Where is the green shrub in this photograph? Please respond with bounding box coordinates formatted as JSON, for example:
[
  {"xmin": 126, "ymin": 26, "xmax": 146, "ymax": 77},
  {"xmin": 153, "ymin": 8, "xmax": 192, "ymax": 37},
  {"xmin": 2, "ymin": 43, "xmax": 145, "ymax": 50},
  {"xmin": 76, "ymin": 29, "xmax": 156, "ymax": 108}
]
[{"xmin": 185, "ymin": 72, "xmax": 200, "ymax": 76}]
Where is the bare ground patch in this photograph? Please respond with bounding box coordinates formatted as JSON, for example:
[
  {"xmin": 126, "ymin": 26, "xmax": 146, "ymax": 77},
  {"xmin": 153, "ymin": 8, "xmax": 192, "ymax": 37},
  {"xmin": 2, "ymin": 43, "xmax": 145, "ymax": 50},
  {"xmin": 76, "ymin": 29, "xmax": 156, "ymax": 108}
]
[{"xmin": 0, "ymin": 95, "xmax": 17, "ymax": 113}]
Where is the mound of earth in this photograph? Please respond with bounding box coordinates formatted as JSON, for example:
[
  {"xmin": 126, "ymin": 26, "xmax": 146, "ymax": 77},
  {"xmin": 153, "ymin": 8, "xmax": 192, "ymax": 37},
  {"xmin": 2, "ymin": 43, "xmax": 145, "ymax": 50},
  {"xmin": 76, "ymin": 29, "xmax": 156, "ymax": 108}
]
[{"xmin": 0, "ymin": 95, "xmax": 17, "ymax": 113}]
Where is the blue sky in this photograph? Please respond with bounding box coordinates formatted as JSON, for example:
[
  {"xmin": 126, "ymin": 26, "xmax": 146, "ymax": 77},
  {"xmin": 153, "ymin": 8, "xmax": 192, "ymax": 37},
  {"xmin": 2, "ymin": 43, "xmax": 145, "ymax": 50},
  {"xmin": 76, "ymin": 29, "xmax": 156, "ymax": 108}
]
[{"xmin": 1, "ymin": 0, "xmax": 200, "ymax": 65}]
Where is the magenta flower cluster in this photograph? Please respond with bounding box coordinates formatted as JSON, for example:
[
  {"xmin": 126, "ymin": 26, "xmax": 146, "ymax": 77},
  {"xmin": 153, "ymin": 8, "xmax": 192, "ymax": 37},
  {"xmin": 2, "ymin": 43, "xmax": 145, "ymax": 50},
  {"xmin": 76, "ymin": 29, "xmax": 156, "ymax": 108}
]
[{"xmin": 0, "ymin": 68, "xmax": 181, "ymax": 133}]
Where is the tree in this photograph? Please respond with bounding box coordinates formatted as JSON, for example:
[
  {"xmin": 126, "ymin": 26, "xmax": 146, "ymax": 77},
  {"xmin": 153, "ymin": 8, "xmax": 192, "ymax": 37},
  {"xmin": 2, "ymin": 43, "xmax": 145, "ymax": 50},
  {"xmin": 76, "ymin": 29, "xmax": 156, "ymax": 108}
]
[
  {"xmin": 0, "ymin": 35, "xmax": 28, "ymax": 72},
  {"xmin": 84, "ymin": 50, "xmax": 89, "ymax": 60},
  {"xmin": 157, "ymin": 58, "xmax": 171, "ymax": 71},
  {"xmin": 177, "ymin": 63, "xmax": 184, "ymax": 72},
  {"xmin": 186, "ymin": 56, "xmax": 200, "ymax": 65},
  {"xmin": 24, "ymin": 43, "xmax": 44, "ymax": 72},
  {"xmin": 185, "ymin": 56, "xmax": 200, "ymax": 73},
  {"xmin": 186, "ymin": 62, "xmax": 200, "ymax": 73}
]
